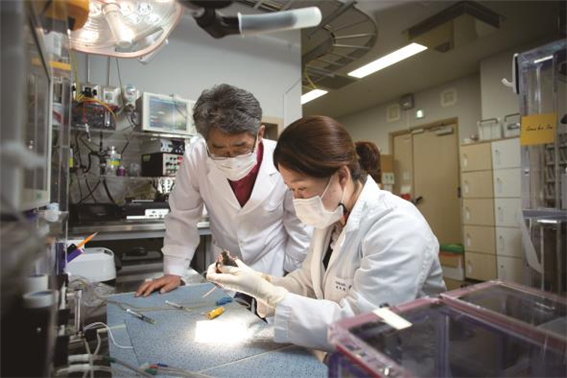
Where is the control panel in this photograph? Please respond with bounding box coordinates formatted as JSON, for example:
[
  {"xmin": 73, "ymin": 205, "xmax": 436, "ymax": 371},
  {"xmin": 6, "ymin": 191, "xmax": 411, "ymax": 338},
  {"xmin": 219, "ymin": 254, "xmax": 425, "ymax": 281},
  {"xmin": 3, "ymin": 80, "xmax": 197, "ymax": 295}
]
[{"xmin": 141, "ymin": 153, "xmax": 183, "ymax": 177}]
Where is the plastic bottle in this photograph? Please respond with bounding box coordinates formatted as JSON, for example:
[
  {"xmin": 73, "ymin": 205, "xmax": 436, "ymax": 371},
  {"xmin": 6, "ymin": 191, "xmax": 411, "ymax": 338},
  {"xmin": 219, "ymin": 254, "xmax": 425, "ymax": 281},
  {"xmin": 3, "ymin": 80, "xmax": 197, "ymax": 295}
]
[{"xmin": 106, "ymin": 146, "xmax": 121, "ymax": 175}]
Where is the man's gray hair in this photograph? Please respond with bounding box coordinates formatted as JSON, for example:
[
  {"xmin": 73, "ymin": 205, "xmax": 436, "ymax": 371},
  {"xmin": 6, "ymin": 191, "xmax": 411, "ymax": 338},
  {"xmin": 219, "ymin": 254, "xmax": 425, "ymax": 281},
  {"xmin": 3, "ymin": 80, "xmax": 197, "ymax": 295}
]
[{"xmin": 193, "ymin": 84, "xmax": 263, "ymax": 139}]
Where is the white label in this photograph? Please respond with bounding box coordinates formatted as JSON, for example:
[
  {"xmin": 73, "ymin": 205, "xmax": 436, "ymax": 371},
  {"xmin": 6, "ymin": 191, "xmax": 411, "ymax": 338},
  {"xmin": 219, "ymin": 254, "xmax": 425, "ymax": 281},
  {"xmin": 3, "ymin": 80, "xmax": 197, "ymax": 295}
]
[
  {"xmin": 372, "ymin": 308, "xmax": 412, "ymax": 330},
  {"xmin": 333, "ymin": 277, "xmax": 352, "ymax": 292}
]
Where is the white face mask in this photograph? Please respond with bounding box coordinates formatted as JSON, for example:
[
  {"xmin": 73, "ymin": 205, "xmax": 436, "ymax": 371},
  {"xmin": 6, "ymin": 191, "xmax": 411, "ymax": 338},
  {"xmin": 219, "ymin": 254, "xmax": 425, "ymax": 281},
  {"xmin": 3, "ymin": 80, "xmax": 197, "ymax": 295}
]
[
  {"xmin": 210, "ymin": 152, "xmax": 257, "ymax": 181},
  {"xmin": 293, "ymin": 175, "xmax": 345, "ymax": 229},
  {"xmin": 208, "ymin": 136, "xmax": 259, "ymax": 181}
]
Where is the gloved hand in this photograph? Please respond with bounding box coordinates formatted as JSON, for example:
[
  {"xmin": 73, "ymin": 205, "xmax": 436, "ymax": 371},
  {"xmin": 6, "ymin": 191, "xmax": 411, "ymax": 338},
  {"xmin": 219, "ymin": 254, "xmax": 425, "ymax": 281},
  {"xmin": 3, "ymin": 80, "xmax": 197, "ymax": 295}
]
[
  {"xmin": 206, "ymin": 263, "xmax": 288, "ymax": 309},
  {"xmin": 232, "ymin": 258, "xmax": 272, "ymax": 282}
]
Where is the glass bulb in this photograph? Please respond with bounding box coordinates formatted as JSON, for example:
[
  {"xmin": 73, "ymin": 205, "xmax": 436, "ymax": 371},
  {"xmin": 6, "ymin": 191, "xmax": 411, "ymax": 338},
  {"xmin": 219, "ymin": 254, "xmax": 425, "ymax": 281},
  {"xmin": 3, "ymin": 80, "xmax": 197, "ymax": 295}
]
[
  {"xmin": 120, "ymin": 3, "xmax": 135, "ymax": 16},
  {"xmin": 126, "ymin": 13, "xmax": 142, "ymax": 25},
  {"xmin": 145, "ymin": 14, "xmax": 162, "ymax": 25},
  {"xmin": 81, "ymin": 30, "xmax": 100, "ymax": 42},
  {"xmin": 89, "ymin": 3, "xmax": 102, "ymax": 17},
  {"xmin": 137, "ymin": 2, "xmax": 153, "ymax": 15}
]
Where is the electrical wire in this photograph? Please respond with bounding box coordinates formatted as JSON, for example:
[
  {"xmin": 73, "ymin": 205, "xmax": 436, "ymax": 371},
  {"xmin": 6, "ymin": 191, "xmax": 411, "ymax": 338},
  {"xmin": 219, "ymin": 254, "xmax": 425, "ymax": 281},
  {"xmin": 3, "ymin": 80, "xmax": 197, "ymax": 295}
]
[
  {"xmin": 115, "ymin": 58, "xmax": 128, "ymax": 112},
  {"xmin": 83, "ymin": 322, "xmax": 134, "ymax": 350},
  {"xmin": 94, "ymin": 332, "xmax": 102, "ymax": 356},
  {"xmin": 78, "ymin": 179, "xmax": 101, "ymax": 204},
  {"xmin": 102, "ymin": 178, "xmax": 117, "ymax": 205},
  {"xmin": 303, "ymin": 66, "xmax": 319, "ymax": 90},
  {"xmin": 67, "ymin": 355, "xmax": 154, "ymax": 378},
  {"xmin": 82, "ymin": 340, "xmax": 93, "ymax": 378},
  {"xmin": 55, "ymin": 365, "xmax": 118, "ymax": 376},
  {"xmin": 70, "ymin": 50, "xmax": 80, "ymax": 96}
]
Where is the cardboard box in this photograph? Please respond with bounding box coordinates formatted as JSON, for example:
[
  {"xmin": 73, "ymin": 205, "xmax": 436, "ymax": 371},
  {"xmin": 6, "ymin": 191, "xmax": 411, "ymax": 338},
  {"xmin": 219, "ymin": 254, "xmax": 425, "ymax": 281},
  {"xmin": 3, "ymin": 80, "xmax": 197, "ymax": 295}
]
[
  {"xmin": 440, "ymin": 252, "xmax": 464, "ymax": 280},
  {"xmin": 380, "ymin": 154, "xmax": 393, "ymax": 174},
  {"xmin": 444, "ymin": 278, "xmax": 464, "ymax": 291}
]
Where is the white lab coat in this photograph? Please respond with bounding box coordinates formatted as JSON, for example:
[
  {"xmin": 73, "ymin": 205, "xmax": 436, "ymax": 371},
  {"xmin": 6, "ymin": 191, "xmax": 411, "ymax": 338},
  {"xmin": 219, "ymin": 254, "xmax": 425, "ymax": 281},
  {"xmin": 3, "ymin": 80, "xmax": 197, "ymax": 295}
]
[
  {"xmin": 162, "ymin": 138, "xmax": 312, "ymax": 277},
  {"xmin": 269, "ymin": 176, "xmax": 446, "ymax": 351}
]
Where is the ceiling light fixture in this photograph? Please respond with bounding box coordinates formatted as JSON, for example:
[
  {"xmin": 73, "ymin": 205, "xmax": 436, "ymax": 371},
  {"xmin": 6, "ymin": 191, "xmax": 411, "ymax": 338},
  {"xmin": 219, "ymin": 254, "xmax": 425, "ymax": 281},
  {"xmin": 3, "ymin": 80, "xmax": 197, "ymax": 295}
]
[
  {"xmin": 70, "ymin": 0, "xmax": 183, "ymax": 58},
  {"xmin": 348, "ymin": 43, "xmax": 427, "ymax": 79},
  {"xmin": 301, "ymin": 89, "xmax": 328, "ymax": 105}
]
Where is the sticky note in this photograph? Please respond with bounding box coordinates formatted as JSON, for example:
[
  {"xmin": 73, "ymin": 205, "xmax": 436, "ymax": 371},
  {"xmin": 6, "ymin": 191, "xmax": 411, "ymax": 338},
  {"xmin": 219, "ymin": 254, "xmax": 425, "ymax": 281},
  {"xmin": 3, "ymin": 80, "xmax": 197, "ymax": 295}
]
[
  {"xmin": 372, "ymin": 308, "xmax": 412, "ymax": 330},
  {"xmin": 521, "ymin": 113, "xmax": 557, "ymax": 146}
]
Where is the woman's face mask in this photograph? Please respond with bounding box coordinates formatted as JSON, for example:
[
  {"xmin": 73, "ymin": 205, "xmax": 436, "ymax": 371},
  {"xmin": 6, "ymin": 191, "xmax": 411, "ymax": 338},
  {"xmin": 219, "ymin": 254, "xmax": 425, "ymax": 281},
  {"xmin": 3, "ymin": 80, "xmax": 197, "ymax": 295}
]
[
  {"xmin": 292, "ymin": 175, "xmax": 345, "ymax": 229},
  {"xmin": 207, "ymin": 134, "xmax": 258, "ymax": 181}
]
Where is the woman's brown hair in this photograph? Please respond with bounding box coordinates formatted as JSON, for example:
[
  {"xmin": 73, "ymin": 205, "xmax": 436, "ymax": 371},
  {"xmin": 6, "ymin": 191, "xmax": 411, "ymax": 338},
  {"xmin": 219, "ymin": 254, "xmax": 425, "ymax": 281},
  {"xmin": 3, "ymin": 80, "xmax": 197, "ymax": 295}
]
[{"xmin": 273, "ymin": 115, "xmax": 381, "ymax": 183}]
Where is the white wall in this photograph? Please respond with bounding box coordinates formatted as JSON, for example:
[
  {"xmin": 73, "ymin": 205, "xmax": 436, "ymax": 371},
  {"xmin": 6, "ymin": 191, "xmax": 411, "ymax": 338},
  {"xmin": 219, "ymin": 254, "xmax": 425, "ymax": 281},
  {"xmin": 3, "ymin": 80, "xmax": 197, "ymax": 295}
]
[
  {"xmin": 480, "ymin": 48, "xmax": 519, "ymax": 121},
  {"xmin": 339, "ymin": 74, "xmax": 482, "ymax": 154},
  {"xmin": 480, "ymin": 39, "xmax": 560, "ymax": 121},
  {"xmin": 75, "ymin": 14, "xmax": 302, "ymax": 126}
]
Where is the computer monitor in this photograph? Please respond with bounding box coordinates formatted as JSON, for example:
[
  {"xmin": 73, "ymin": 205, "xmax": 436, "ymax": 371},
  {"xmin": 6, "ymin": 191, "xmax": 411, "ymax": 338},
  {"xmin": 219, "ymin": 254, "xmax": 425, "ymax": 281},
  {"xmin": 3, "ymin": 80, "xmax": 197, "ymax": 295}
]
[{"xmin": 138, "ymin": 92, "xmax": 196, "ymax": 135}]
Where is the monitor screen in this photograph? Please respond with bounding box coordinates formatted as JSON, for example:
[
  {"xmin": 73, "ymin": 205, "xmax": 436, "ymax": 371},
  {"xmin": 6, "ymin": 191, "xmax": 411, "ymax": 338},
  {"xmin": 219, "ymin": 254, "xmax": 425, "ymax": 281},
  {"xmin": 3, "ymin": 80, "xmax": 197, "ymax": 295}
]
[
  {"xmin": 148, "ymin": 96, "xmax": 188, "ymax": 132},
  {"xmin": 141, "ymin": 92, "xmax": 195, "ymax": 135}
]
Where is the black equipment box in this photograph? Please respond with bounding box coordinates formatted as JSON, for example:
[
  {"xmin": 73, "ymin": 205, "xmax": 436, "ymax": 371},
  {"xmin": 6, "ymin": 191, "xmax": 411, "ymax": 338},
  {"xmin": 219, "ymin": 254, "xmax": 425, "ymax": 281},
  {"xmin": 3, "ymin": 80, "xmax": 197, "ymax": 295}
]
[{"xmin": 141, "ymin": 152, "xmax": 183, "ymax": 177}]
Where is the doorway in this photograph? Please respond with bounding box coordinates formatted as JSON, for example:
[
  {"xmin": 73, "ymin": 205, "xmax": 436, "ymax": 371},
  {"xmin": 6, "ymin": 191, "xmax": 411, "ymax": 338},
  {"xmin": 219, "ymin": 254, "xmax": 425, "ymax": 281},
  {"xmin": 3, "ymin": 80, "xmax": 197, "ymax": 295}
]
[{"xmin": 391, "ymin": 119, "xmax": 462, "ymax": 245}]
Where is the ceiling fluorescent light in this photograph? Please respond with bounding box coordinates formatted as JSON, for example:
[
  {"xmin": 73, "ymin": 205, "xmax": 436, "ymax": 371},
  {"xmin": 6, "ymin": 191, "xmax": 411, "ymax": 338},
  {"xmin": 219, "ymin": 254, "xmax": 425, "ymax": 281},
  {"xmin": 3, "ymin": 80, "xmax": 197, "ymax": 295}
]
[
  {"xmin": 348, "ymin": 43, "xmax": 428, "ymax": 79},
  {"xmin": 301, "ymin": 89, "xmax": 328, "ymax": 105}
]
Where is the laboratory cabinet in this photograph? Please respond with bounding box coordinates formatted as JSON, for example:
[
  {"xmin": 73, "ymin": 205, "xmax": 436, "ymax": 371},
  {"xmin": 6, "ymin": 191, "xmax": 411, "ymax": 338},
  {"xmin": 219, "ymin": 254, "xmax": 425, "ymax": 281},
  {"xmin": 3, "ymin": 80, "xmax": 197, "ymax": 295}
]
[
  {"xmin": 491, "ymin": 138, "xmax": 521, "ymax": 169},
  {"xmin": 464, "ymin": 225, "xmax": 496, "ymax": 255},
  {"xmin": 461, "ymin": 137, "xmax": 522, "ymax": 284},
  {"xmin": 494, "ymin": 198, "xmax": 522, "ymax": 227},
  {"xmin": 463, "ymin": 199, "xmax": 495, "ymax": 226},
  {"xmin": 465, "ymin": 251, "xmax": 497, "ymax": 281},
  {"xmin": 460, "ymin": 142, "xmax": 492, "ymax": 172},
  {"xmin": 493, "ymin": 168, "xmax": 522, "ymax": 198},
  {"xmin": 495, "ymin": 226, "xmax": 523, "ymax": 258},
  {"xmin": 497, "ymin": 255, "xmax": 523, "ymax": 283},
  {"xmin": 461, "ymin": 170, "xmax": 494, "ymax": 198}
]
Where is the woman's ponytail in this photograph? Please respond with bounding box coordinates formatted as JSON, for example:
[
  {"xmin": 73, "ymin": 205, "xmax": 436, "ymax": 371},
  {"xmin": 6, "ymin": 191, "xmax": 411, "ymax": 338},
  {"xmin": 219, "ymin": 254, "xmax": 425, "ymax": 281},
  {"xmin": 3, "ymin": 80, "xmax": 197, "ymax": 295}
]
[{"xmin": 355, "ymin": 141, "xmax": 381, "ymax": 184}]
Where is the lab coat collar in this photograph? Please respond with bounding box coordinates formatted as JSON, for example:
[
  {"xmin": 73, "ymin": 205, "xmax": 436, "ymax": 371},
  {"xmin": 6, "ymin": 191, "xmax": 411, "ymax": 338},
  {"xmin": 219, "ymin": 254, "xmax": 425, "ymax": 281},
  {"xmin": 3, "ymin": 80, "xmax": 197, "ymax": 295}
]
[
  {"xmin": 323, "ymin": 176, "xmax": 380, "ymax": 274},
  {"xmin": 239, "ymin": 139, "xmax": 279, "ymax": 215},
  {"xmin": 206, "ymin": 159, "xmax": 241, "ymax": 210},
  {"xmin": 343, "ymin": 176, "xmax": 379, "ymax": 234},
  {"xmin": 310, "ymin": 227, "xmax": 333, "ymax": 299}
]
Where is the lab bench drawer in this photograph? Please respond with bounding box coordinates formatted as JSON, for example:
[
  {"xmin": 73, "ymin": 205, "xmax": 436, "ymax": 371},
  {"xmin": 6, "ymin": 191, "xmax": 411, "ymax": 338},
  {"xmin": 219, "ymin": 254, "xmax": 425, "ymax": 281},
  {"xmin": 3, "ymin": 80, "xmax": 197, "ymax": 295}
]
[
  {"xmin": 492, "ymin": 138, "xmax": 520, "ymax": 169},
  {"xmin": 465, "ymin": 252, "xmax": 497, "ymax": 281},
  {"xmin": 460, "ymin": 143, "xmax": 492, "ymax": 172},
  {"xmin": 496, "ymin": 227, "xmax": 522, "ymax": 258},
  {"xmin": 462, "ymin": 171, "xmax": 494, "ymax": 198},
  {"xmin": 464, "ymin": 225, "xmax": 495, "ymax": 254},
  {"xmin": 497, "ymin": 255, "xmax": 523, "ymax": 284},
  {"xmin": 493, "ymin": 168, "xmax": 521, "ymax": 198},
  {"xmin": 494, "ymin": 198, "xmax": 521, "ymax": 227},
  {"xmin": 463, "ymin": 199, "xmax": 495, "ymax": 226}
]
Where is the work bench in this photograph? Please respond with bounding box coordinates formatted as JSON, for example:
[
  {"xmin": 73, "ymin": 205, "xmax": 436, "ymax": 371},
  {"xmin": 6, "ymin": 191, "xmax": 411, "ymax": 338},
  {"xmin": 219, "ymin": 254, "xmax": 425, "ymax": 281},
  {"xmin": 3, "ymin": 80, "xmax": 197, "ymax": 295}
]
[{"xmin": 106, "ymin": 283, "xmax": 328, "ymax": 377}]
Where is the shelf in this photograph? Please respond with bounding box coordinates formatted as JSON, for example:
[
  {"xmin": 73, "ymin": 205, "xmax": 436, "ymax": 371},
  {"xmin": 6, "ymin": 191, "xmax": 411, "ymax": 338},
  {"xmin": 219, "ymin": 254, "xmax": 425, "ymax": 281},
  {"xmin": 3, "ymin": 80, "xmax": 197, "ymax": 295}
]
[
  {"xmin": 68, "ymin": 124, "xmax": 196, "ymax": 140},
  {"xmin": 75, "ymin": 174, "xmax": 176, "ymax": 181},
  {"xmin": 523, "ymin": 208, "xmax": 567, "ymax": 221}
]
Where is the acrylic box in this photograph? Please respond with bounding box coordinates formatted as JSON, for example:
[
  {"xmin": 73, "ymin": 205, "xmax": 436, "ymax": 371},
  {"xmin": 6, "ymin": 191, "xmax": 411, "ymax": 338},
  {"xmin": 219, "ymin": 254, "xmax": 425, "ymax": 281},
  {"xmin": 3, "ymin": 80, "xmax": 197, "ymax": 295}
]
[
  {"xmin": 328, "ymin": 296, "xmax": 566, "ymax": 377},
  {"xmin": 441, "ymin": 280, "xmax": 567, "ymax": 343}
]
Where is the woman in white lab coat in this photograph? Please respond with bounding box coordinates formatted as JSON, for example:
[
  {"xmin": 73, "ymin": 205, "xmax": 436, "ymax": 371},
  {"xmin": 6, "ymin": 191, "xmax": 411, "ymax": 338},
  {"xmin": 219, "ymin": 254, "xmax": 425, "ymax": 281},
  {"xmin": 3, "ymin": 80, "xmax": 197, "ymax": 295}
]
[{"xmin": 207, "ymin": 115, "xmax": 446, "ymax": 352}]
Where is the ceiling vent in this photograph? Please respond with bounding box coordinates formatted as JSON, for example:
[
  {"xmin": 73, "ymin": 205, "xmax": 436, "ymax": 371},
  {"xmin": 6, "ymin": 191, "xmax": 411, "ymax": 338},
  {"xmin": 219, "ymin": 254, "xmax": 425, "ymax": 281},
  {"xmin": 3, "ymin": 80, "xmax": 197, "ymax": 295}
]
[
  {"xmin": 238, "ymin": 0, "xmax": 377, "ymax": 92},
  {"xmin": 406, "ymin": 1, "xmax": 503, "ymax": 53}
]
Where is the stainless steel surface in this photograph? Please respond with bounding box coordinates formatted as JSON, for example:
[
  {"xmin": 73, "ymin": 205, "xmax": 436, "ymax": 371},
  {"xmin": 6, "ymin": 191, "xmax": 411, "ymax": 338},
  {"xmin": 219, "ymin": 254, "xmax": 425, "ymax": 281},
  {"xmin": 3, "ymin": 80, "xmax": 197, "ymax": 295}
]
[{"xmin": 69, "ymin": 220, "xmax": 211, "ymax": 240}]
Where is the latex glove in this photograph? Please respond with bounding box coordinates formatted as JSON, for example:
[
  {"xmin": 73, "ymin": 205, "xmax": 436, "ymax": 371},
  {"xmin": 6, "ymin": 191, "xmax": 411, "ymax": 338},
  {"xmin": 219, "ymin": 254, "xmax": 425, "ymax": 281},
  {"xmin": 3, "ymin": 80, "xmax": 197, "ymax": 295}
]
[
  {"xmin": 256, "ymin": 300, "xmax": 275, "ymax": 318},
  {"xmin": 206, "ymin": 263, "xmax": 287, "ymax": 308},
  {"xmin": 232, "ymin": 258, "xmax": 272, "ymax": 282}
]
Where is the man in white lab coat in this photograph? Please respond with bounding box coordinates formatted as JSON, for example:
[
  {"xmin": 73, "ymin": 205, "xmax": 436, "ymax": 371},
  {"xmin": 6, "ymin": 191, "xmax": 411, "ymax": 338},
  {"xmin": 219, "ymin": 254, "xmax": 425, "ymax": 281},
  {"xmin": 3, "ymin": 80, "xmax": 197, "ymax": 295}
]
[{"xmin": 136, "ymin": 84, "xmax": 312, "ymax": 296}]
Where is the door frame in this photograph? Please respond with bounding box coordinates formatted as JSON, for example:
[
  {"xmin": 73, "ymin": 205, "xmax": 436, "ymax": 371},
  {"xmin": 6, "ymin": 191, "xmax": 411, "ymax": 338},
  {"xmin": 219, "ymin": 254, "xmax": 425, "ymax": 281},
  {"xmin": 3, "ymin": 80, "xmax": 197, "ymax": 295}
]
[
  {"xmin": 390, "ymin": 117, "xmax": 460, "ymax": 198},
  {"xmin": 390, "ymin": 117, "xmax": 462, "ymax": 244},
  {"xmin": 389, "ymin": 117, "xmax": 460, "ymax": 154}
]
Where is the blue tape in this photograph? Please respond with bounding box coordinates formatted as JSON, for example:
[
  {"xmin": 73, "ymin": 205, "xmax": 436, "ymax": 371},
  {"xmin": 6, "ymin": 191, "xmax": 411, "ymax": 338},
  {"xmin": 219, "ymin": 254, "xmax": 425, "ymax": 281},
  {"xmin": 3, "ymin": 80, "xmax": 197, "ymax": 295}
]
[{"xmin": 216, "ymin": 297, "xmax": 233, "ymax": 305}]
